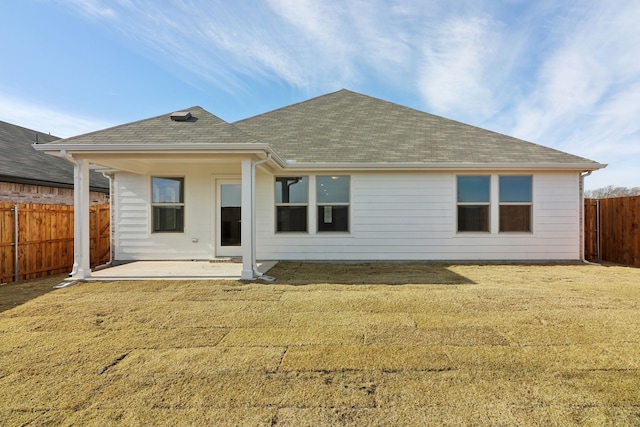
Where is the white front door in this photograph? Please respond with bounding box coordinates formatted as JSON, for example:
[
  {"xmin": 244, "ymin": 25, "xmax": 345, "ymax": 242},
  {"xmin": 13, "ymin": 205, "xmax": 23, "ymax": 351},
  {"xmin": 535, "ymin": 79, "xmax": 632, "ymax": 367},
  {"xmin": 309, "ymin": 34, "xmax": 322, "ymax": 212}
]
[{"xmin": 216, "ymin": 179, "xmax": 242, "ymax": 257}]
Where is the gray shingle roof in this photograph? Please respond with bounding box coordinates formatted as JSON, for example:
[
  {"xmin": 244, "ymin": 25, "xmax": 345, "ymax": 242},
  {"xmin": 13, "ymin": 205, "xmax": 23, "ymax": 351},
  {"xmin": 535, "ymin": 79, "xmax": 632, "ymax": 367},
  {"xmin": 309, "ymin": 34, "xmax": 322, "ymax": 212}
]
[
  {"xmin": 0, "ymin": 120, "xmax": 109, "ymax": 191},
  {"xmin": 40, "ymin": 90, "xmax": 602, "ymax": 169},
  {"xmin": 46, "ymin": 106, "xmax": 258, "ymax": 146},
  {"xmin": 234, "ymin": 89, "xmax": 599, "ymax": 165}
]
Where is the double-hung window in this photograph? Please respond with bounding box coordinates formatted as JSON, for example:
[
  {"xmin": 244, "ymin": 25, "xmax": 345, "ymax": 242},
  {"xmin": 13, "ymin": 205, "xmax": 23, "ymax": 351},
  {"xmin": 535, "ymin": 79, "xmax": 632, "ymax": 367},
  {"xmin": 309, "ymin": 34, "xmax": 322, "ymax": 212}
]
[
  {"xmin": 457, "ymin": 175, "xmax": 490, "ymax": 232},
  {"xmin": 317, "ymin": 176, "xmax": 350, "ymax": 232},
  {"xmin": 152, "ymin": 177, "xmax": 184, "ymax": 233},
  {"xmin": 275, "ymin": 177, "xmax": 308, "ymax": 232},
  {"xmin": 499, "ymin": 175, "xmax": 532, "ymax": 232}
]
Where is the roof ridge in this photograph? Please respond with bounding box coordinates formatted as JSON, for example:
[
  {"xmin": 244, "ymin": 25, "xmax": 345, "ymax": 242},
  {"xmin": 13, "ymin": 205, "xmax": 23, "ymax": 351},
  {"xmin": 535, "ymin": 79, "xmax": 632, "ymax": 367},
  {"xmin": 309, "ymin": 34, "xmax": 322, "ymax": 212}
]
[
  {"xmin": 0, "ymin": 119, "xmax": 61, "ymax": 140},
  {"xmin": 233, "ymin": 89, "xmax": 353, "ymax": 124}
]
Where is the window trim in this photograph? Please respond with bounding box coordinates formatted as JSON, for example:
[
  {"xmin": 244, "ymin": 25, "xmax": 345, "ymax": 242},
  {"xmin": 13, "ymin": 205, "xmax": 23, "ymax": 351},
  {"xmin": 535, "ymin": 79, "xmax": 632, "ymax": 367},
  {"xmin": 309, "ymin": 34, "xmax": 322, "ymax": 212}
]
[
  {"xmin": 275, "ymin": 176, "xmax": 309, "ymax": 233},
  {"xmin": 456, "ymin": 175, "xmax": 491, "ymax": 233},
  {"xmin": 316, "ymin": 175, "xmax": 350, "ymax": 233},
  {"xmin": 151, "ymin": 176, "xmax": 185, "ymax": 234},
  {"xmin": 498, "ymin": 175, "xmax": 533, "ymax": 233}
]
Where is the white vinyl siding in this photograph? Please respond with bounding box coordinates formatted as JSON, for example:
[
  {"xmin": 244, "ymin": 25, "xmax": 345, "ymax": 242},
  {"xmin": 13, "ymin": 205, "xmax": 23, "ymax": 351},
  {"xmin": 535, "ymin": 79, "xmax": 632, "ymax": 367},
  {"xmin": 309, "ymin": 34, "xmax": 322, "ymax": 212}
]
[
  {"xmin": 255, "ymin": 171, "xmax": 581, "ymax": 261},
  {"xmin": 113, "ymin": 163, "xmax": 240, "ymax": 261},
  {"xmin": 113, "ymin": 167, "xmax": 582, "ymax": 262}
]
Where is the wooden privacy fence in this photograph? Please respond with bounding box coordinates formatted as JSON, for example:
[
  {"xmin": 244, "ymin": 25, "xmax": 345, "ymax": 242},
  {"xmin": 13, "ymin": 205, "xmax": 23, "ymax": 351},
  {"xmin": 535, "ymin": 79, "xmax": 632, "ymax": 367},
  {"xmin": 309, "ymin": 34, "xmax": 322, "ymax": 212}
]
[
  {"xmin": 585, "ymin": 196, "xmax": 640, "ymax": 266},
  {"xmin": 0, "ymin": 202, "xmax": 110, "ymax": 283}
]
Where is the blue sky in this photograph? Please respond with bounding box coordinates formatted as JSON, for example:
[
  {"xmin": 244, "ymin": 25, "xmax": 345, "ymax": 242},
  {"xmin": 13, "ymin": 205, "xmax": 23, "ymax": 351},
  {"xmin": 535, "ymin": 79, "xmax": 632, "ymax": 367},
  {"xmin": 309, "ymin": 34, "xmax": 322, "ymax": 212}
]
[{"xmin": 1, "ymin": 1, "xmax": 639, "ymax": 190}]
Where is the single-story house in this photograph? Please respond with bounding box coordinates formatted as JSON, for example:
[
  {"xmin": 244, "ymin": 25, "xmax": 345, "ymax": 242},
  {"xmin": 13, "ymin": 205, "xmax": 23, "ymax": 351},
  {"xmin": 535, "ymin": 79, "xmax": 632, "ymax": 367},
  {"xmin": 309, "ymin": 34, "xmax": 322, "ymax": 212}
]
[
  {"xmin": 34, "ymin": 90, "xmax": 605, "ymax": 279},
  {"xmin": 0, "ymin": 120, "xmax": 109, "ymax": 205}
]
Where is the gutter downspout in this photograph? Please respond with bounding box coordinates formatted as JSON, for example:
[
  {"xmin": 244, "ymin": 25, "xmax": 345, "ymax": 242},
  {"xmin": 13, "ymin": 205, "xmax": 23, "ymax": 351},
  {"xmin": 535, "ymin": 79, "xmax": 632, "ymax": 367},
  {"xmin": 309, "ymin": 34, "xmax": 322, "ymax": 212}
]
[
  {"xmin": 251, "ymin": 154, "xmax": 275, "ymax": 281},
  {"xmin": 580, "ymin": 171, "xmax": 598, "ymax": 265},
  {"xmin": 92, "ymin": 172, "xmax": 114, "ymax": 270}
]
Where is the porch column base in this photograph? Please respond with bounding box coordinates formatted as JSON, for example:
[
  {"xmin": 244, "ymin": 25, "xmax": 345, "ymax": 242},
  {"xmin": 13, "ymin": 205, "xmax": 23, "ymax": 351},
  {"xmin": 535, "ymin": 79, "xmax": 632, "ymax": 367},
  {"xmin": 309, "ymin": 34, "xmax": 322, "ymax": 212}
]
[
  {"xmin": 71, "ymin": 265, "xmax": 92, "ymax": 280},
  {"xmin": 241, "ymin": 269, "xmax": 254, "ymax": 280}
]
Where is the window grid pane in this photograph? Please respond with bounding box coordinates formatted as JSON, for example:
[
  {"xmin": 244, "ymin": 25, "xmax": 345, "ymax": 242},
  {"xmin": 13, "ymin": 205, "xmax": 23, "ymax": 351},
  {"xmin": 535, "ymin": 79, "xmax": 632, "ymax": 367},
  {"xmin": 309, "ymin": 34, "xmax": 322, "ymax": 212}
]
[
  {"xmin": 152, "ymin": 177, "xmax": 184, "ymax": 233},
  {"xmin": 457, "ymin": 205, "xmax": 489, "ymax": 232},
  {"xmin": 275, "ymin": 177, "xmax": 308, "ymax": 232},
  {"xmin": 152, "ymin": 177, "xmax": 184, "ymax": 203},
  {"xmin": 317, "ymin": 206, "xmax": 349, "ymax": 232},
  {"xmin": 276, "ymin": 177, "xmax": 308, "ymax": 203},
  {"xmin": 277, "ymin": 206, "xmax": 308, "ymax": 232},
  {"xmin": 317, "ymin": 176, "xmax": 350, "ymax": 203},
  {"xmin": 457, "ymin": 176, "xmax": 490, "ymax": 232},
  {"xmin": 500, "ymin": 176, "xmax": 532, "ymax": 203},
  {"xmin": 499, "ymin": 175, "xmax": 532, "ymax": 232},
  {"xmin": 457, "ymin": 176, "xmax": 490, "ymax": 203},
  {"xmin": 317, "ymin": 176, "xmax": 350, "ymax": 232},
  {"xmin": 500, "ymin": 205, "xmax": 531, "ymax": 232}
]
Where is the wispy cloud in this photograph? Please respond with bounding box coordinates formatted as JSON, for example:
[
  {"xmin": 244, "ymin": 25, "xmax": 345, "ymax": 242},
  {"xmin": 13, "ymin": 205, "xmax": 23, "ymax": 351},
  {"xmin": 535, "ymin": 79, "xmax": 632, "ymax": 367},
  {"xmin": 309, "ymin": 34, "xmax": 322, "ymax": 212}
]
[
  {"xmin": 48, "ymin": 0, "xmax": 640, "ymax": 188},
  {"xmin": 417, "ymin": 14, "xmax": 499, "ymax": 120},
  {"xmin": 506, "ymin": 1, "xmax": 640, "ymax": 187},
  {"xmin": 0, "ymin": 92, "xmax": 114, "ymax": 138},
  {"xmin": 60, "ymin": 0, "xmax": 116, "ymax": 19}
]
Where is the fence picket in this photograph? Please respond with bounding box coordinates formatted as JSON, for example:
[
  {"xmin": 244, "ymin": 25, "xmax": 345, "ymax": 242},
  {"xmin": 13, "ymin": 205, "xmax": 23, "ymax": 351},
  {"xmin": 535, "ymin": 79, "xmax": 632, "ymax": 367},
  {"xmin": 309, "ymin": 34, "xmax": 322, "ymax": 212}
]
[
  {"xmin": 0, "ymin": 202, "xmax": 110, "ymax": 283},
  {"xmin": 585, "ymin": 196, "xmax": 640, "ymax": 266}
]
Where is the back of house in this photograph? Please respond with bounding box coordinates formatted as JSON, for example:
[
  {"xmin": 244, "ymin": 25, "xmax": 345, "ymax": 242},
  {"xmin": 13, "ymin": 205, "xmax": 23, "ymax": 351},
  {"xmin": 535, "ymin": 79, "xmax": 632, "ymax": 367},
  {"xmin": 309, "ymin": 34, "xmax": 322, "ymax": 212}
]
[{"xmin": 34, "ymin": 90, "xmax": 605, "ymax": 278}]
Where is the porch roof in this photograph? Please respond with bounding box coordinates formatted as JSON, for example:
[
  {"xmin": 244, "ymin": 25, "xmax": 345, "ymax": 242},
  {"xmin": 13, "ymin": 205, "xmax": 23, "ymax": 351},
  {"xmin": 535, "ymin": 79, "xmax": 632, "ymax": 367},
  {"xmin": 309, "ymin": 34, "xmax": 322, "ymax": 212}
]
[{"xmin": 42, "ymin": 106, "xmax": 258, "ymax": 146}]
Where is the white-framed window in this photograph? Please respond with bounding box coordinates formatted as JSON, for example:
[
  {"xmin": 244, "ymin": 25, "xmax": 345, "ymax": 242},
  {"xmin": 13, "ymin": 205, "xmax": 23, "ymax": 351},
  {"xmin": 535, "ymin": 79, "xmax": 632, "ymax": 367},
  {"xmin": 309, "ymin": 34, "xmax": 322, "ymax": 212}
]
[
  {"xmin": 275, "ymin": 176, "xmax": 308, "ymax": 232},
  {"xmin": 317, "ymin": 175, "xmax": 350, "ymax": 232},
  {"xmin": 151, "ymin": 177, "xmax": 184, "ymax": 233},
  {"xmin": 457, "ymin": 175, "xmax": 490, "ymax": 232},
  {"xmin": 499, "ymin": 175, "xmax": 532, "ymax": 232}
]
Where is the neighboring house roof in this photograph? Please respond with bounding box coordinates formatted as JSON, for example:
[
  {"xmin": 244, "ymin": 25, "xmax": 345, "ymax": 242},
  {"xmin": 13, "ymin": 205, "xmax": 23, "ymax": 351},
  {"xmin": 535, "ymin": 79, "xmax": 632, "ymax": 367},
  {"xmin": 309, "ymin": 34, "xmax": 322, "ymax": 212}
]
[
  {"xmin": 0, "ymin": 120, "xmax": 109, "ymax": 191},
  {"xmin": 34, "ymin": 90, "xmax": 605, "ymax": 171}
]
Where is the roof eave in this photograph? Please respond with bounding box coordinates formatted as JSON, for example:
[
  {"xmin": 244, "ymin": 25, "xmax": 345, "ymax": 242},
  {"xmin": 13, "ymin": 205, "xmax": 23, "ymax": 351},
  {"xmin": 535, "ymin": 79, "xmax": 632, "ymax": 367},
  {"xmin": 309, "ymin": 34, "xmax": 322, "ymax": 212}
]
[
  {"xmin": 280, "ymin": 162, "xmax": 608, "ymax": 171},
  {"xmin": 32, "ymin": 143, "xmax": 288, "ymax": 167}
]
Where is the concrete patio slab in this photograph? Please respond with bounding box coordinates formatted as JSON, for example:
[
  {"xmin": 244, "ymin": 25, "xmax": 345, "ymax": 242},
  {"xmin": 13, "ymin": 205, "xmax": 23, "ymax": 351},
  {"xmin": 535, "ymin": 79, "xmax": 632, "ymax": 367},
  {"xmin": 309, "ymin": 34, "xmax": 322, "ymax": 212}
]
[{"xmin": 87, "ymin": 260, "xmax": 278, "ymax": 281}]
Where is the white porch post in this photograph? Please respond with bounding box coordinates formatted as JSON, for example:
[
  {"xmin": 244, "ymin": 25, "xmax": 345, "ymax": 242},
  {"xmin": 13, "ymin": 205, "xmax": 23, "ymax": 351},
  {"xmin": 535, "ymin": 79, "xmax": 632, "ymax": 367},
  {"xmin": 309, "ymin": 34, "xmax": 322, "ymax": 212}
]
[
  {"xmin": 71, "ymin": 158, "xmax": 91, "ymax": 279},
  {"xmin": 241, "ymin": 158, "xmax": 254, "ymax": 279}
]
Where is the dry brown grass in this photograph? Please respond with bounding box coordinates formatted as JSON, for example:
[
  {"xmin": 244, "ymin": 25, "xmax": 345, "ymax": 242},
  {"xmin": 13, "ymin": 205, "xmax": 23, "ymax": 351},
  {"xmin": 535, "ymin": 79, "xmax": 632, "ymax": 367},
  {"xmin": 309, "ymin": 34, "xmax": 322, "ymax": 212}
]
[{"xmin": 1, "ymin": 262, "xmax": 640, "ymax": 426}]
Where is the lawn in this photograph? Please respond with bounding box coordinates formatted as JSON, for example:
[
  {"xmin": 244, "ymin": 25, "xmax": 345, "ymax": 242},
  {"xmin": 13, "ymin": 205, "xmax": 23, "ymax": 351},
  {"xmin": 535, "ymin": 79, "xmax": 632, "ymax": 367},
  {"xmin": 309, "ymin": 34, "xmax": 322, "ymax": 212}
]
[{"xmin": 1, "ymin": 262, "xmax": 639, "ymax": 426}]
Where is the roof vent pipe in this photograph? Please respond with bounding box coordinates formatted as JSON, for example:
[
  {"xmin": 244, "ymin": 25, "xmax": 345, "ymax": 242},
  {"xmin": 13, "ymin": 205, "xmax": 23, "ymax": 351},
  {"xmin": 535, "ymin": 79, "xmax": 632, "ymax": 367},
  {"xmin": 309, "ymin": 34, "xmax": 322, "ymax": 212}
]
[{"xmin": 170, "ymin": 111, "xmax": 192, "ymax": 121}]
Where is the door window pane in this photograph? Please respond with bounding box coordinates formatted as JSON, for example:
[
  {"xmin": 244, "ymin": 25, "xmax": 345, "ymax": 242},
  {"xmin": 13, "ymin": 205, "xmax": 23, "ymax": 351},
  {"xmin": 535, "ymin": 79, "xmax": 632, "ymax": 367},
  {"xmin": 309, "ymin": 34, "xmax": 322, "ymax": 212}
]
[{"xmin": 220, "ymin": 183, "xmax": 241, "ymax": 246}]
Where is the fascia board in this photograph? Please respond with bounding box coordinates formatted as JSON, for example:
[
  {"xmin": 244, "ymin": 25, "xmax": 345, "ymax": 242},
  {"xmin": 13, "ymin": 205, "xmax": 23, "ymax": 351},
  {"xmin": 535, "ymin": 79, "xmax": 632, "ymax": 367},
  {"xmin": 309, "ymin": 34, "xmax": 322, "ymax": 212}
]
[
  {"xmin": 280, "ymin": 162, "xmax": 608, "ymax": 171},
  {"xmin": 32, "ymin": 143, "xmax": 287, "ymax": 167}
]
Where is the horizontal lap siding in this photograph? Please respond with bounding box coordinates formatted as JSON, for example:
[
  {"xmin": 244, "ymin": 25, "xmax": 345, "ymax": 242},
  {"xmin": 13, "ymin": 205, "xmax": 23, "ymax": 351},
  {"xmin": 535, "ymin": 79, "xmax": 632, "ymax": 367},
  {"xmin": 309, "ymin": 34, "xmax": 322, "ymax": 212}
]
[
  {"xmin": 256, "ymin": 171, "xmax": 581, "ymax": 261},
  {"xmin": 114, "ymin": 168, "xmax": 220, "ymax": 260}
]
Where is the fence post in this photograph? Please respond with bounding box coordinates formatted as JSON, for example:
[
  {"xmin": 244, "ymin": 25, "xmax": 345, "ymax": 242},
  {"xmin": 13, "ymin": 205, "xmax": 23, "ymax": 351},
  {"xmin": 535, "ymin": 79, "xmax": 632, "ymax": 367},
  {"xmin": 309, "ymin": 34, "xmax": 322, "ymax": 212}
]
[
  {"xmin": 596, "ymin": 199, "xmax": 600, "ymax": 261},
  {"xmin": 13, "ymin": 204, "xmax": 18, "ymax": 282}
]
